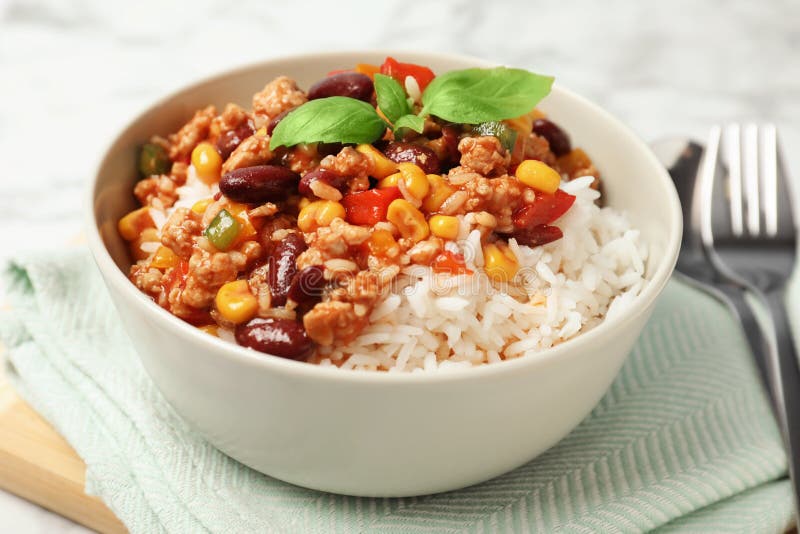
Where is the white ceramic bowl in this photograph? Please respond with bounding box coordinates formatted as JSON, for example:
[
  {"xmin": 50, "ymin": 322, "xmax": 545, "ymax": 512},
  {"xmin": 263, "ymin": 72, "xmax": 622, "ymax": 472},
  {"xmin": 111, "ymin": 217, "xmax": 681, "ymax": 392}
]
[{"xmin": 87, "ymin": 51, "xmax": 681, "ymax": 497}]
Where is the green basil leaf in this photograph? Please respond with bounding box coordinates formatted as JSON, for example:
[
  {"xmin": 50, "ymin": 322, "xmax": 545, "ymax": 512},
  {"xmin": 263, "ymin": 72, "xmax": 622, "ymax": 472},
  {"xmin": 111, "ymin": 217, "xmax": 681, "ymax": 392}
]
[
  {"xmin": 420, "ymin": 67, "xmax": 553, "ymax": 124},
  {"xmin": 269, "ymin": 97, "xmax": 387, "ymax": 149},
  {"xmin": 374, "ymin": 74, "xmax": 411, "ymax": 125},
  {"xmin": 393, "ymin": 114, "xmax": 425, "ymax": 134}
]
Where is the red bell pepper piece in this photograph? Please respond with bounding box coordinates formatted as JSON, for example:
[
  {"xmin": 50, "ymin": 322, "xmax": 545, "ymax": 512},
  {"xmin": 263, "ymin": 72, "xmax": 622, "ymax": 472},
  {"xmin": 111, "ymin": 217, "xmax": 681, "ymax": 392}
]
[
  {"xmin": 380, "ymin": 57, "xmax": 436, "ymax": 92},
  {"xmin": 512, "ymin": 189, "xmax": 576, "ymax": 229},
  {"xmin": 431, "ymin": 251, "xmax": 472, "ymax": 275},
  {"xmin": 341, "ymin": 187, "xmax": 402, "ymax": 226}
]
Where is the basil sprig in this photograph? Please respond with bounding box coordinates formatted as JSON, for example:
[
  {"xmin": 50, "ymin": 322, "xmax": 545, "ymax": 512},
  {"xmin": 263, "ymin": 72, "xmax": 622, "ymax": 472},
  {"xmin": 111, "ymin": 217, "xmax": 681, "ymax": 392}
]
[{"xmin": 269, "ymin": 67, "xmax": 553, "ymax": 149}]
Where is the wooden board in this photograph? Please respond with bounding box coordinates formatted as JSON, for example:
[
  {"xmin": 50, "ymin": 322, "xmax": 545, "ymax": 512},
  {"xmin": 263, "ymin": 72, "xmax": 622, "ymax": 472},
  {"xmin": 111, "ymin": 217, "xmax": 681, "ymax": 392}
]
[{"xmin": 0, "ymin": 380, "xmax": 127, "ymax": 533}]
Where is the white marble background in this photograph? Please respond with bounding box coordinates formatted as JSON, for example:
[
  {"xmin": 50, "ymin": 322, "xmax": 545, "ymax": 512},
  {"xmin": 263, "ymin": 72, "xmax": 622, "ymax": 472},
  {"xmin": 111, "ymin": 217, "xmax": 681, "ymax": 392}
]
[{"xmin": 0, "ymin": 0, "xmax": 798, "ymax": 530}]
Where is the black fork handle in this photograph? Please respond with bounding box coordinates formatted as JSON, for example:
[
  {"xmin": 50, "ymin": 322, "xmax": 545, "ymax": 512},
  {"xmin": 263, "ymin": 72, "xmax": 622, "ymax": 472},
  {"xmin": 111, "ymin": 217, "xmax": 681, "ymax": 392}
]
[
  {"xmin": 714, "ymin": 284, "xmax": 779, "ymax": 415},
  {"xmin": 762, "ymin": 286, "xmax": 800, "ymax": 515}
]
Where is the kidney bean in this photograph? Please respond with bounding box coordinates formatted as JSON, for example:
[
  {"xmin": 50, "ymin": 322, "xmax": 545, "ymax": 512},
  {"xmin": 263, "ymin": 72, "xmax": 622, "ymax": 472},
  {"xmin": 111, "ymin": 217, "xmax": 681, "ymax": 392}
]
[
  {"xmin": 216, "ymin": 122, "xmax": 255, "ymax": 160},
  {"xmin": 267, "ymin": 232, "xmax": 306, "ymax": 306},
  {"xmin": 317, "ymin": 142, "xmax": 344, "ymax": 157},
  {"xmin": 287, "ymin": 265, "xmax": 326, "ymax": 312},
  {"xmin": 532, "ymin": 118, "xmax": 571, "ymax": 157},
  {"xmin": 440, "ymin": 125, "xmax": 461, "ymax": 165},
  {"xmin": 235, "ymin": 317, "xmax": 314, "ymax": 360},
  {"xmin": 511, "ymin": 224, "xmax": 563, "ymax": 247},
  {"xmin": 298, "ymin": 168, "xmax": 348, "ymax": 197},
  {"xmin": 381, "ymin": 141, "xmax": 441, "ymax": 174},
  {"xmin": 307, "ymin": 72, "xmax": 374, "ymax": 102},
  {"xmin": 266, "ymin": 109, "xmax": 291, "ymax": 135},
  {"xmin": 220, "ymin": 165, "xmax": 300, "ymax": 203}
]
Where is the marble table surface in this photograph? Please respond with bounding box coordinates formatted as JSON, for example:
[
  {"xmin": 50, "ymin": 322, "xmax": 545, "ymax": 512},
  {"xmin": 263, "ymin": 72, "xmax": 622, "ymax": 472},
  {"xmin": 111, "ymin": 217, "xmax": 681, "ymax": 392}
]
[{"xmin": 0, "ymin": 0, "xmax": 798, "ymax": 531}]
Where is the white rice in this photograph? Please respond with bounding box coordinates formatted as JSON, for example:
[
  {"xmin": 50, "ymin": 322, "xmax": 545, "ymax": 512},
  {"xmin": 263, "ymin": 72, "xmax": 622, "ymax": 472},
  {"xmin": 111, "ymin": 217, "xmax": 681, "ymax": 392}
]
[{"xmin": 316, "ymin": 175, "xmax": 649, "ymax": 372}]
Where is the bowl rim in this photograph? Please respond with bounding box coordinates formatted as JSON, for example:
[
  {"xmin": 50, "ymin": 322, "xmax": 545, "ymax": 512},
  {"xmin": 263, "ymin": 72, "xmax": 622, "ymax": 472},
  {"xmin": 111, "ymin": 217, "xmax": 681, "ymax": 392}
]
[{"xmin": 86, "ymin": 49, "xmax": 682, "ymax": 385}]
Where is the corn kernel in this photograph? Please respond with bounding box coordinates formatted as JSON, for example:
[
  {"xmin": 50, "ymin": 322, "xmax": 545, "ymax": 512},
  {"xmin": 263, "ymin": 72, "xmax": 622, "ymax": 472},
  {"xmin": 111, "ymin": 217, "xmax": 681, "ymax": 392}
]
[
  {"xmin": 515, "ymin": 159, "xmax": 561, "ymax": 194},
  {"xmin": 483, "ymin": 243, "xmax": 519, "ymax": 283},
  {"xmin": 367, "ymin": 229, "xmax": 398, "ymax": 256},
  {"xmin": 150, "ymin": 245, "xmax": 180, "ymax": 269},
  {"xmin": 191, "ymin": 198, "xmax": 214, "ymax": 215},
  {"xmin": 386, "ymin": 199, "xmax": 429, "ymax": 242},
  {"xmin": 298, "ymin": 200, "xmax": 346, "ymax": 232},
  {"xmin": 422, "ymin": 174, "xmax": 456, "ymax": 212},
  {"xmin": 396, "ymin": 163, "xmax": 429, "ymax": 200},
  {"xmin": 428, "ymin": 215, "xmax": 459, "ymax": 240},
  {"xmin": 255, "ymin": 126, "xmax": 267, "ymax": 136},
  {"xmin": 198, "ymin": 325, "xmax": 219, "ymax": 336},
  {"xmin": 356, "ymin": 144, "xmax": 398, "ymax": 179},
  {"xmin": 378, "ymin": 172, "xmax": 400, "ymax": 188},
  {"xmin": 191, "ymin": 142, "xmax": 222, "ymax": 184},
  {"xmin": 215, "ymin": 280, "xmax": 258, "ymax": 324},
  {"xmin": 118, "ymin": 207, "xmax": 155, "ymax": 241}
]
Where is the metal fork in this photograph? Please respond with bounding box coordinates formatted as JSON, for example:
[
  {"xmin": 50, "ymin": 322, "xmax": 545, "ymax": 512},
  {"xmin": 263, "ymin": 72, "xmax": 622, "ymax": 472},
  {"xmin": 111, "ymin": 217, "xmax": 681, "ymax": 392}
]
[{"xmin": 700, "ymin": 123, "xmax": 800, "ymax": 516}]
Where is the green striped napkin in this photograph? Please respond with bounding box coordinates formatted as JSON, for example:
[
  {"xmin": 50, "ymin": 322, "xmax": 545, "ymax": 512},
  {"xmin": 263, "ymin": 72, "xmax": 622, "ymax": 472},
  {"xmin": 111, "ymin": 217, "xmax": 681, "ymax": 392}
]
[{"xmin": 0, "ymin": 249, "xmax": 793, "ymax": 533}]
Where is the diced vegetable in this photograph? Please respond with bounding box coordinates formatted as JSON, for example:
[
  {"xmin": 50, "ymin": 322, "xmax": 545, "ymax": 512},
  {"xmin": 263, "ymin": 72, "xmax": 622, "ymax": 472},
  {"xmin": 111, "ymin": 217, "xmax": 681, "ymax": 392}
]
[
  {"xmin": 483, "ymin": 243, "xmax": 519, "ymax": 283},
  {"xmin": 215, "ymin": 280, "xmax": 258, "ymax": 324},
  {"xmin": 380, "ymin": 57, "xmax": 435, "ymax": 92},
  {"xmin": 204, "ymin": 209, "xmax": 241, "ymax": 251},
  {"xmin": 356, "ymin": 143, "xmax": 398, "ymax": 179},
  {"xmin": 365, "ymin": 229, "xmax": 398, "ymax": 257},
  {"xmin": 431, "ymin": 251, "xmax": 472, "ymax": 275},
  {"xmin": 386, "ymin": 199, "xmax": 429, "ymax": 242},
  {"xmin": 355, "ymin": 63, "xmax": 380, "ymax": 79},
  {"xmin": 342, "ymin": 187, "xmax": 402, "ymax": 226},
  {"xmin": 151, "ymin": 246, "xmax": 180, "ymax": 269},
  {"xmin": 191, "ymin": 198, "xmax": 214, "ymax": 215},
  {"xmin": 118, "ymin": 207, "xmax": 155, "ymax": 241},
  {"xmin": 422, "ymin": 174, "xmax": 456, "ymax": 213},
  {"xmin": 513, "ymin": 189, "xmax": 576, "ymax": 228},
  {"xmin": 138, "ymin": 143, "xmax": 171, "ymax": 177},
  {"xmin": 515, "ymin": 159, "xmax": 561, "ymax": 193},
  {"xmin": 428, "ymin": 215, "xmax": 459, "ymax": 240},
  {"xmin": 470, "ymin": 121, "xmax": 518, "ymax": 152},
  {"xmin": 298, "ymin": 200, "xmax": 346, "ymax": 232},
  {"xmin": 512, "ymin": 224, "xmax": 563, "ymax": 247},
  {"xmin": 191, "ymin": 142, "xmax": 222, "ymax": 184},
  {"xmin": 396, "ymin": 163, "xmax": 429, "ymax": 201}
]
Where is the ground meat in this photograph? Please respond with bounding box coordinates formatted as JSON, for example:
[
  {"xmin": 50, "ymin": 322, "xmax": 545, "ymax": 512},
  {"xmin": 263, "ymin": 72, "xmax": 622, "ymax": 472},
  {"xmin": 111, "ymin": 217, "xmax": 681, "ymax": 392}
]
[
  {"xmin": 282, "ymin": 144, "xmax": 321, "ymax": 175},
  {"xmin": 303, "ymin": 270, "xmax": 383, "ymax": 345},
  {"xmin": 406, "ymin": 237, "xmax": 442, "ymax": 264},
  {"xmin": 161, "ymin": 208, "xmax": 203, "ymax": 259},
  {"xmin": 458, "ymin": 136, "xmax": 510, "ymax": 176},
  {"xmin": 523, "ymin": 133, "xmax": 558, "ymax": 167},
  {"xmin": 170, "ymin": 161, "xmax": 188, "ymax": 186},
  {"xmin": 320, "ymin": 147, "xmax": 373, "ymax": 192},
  {"xmin": 168, "ymin": 105, "xmax": 216, "ymax": 161},
  {"xmin": 181, "ymin": 248, "xmax": 247, "ymax": 309},
  {"xmin": 221, "ymin": 134, "xmax": 273, "ymax": 174},
  {"xmin": 446, "ymin": 168, "xmax": 524, "ymax": 232},
  {"xmin": 209, "ymin": 103, "xmax": 251, "ymax": 141},
  {"xmin": 134, "ymin": 174, "xmax": 179, "ymax": 210},
  {"xmin": 129, "ymin": 264, "xmax": 163, "ymax": 296},
  {"xmin": 247, "ymin": 262, "xmax": 272, "ymax": 316},
  {"xmin": 296, "ymin": 218, "xmax": 370, "ymax": 270},
  {"xmin": 252, "ymin": 76, "xmax": 307, "ymax": 127}
]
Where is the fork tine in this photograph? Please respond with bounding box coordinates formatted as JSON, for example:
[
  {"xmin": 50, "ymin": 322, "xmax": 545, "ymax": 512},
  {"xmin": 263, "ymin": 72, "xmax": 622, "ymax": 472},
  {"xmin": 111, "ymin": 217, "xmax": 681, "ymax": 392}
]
[
  {"xmin": 743, "ymin": 123, "xmax": 761, "ymax": 235},
  {"xmin": 699, "ymin": 126, "xmax": 721, "ymax": 247},
  {"xmin": 760, "ymin": 124, "xmax": 779, "ymax": 236},
  {"xmin": 724, "ymin": 124, "xmax": 744, "ymax": 236}
]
